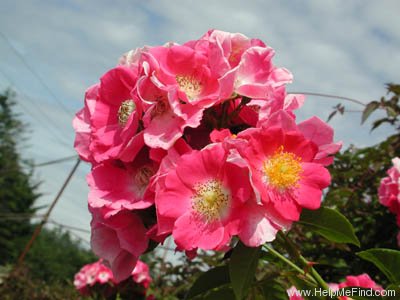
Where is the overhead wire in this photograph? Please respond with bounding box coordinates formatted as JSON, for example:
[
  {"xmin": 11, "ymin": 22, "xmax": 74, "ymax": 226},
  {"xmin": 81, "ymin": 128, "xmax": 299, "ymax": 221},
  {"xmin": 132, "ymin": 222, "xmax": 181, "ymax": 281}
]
[
  {"xmin": 48, "ymin": 219, "xmax": 90, "ymax": 234},
  {"xmin": 0, "ymin": 154, "xmax": 80, "ymax": 178},
  {"xmin": 35, "ymin": 155, "xmax": 78, "ymax": 167},
  {"xmin": 16, "ymin": 158, "xmax": 81, "ymax": 267},
  {"xmin": 0, "ymin": 67, "xmax": 73, "ymax": 148},
  {"xmin": 0, "ymin": 31, "xmax": 74, "ymax": 116},
  {"xmin": 288, "ymin": 91, "xmax": 367, "ymax": 107}
]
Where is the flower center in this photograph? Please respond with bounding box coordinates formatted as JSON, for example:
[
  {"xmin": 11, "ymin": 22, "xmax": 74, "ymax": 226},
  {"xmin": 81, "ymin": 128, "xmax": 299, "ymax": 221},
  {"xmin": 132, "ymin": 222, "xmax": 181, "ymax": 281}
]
[
  {"xmin": 132, "ymin": 165, "xmax": 154, "ymax": 197},
  {"xmin": 118, "ymin": 99, "xmax": 136, "ymax": 126},
  {"xmin": 176, "ymin": 75, "xmax": 202, "ymax": 100},
  {"xmin": 263, "ymin": 146, "xmax": 302, "ymax": 190},
  {"xmin": 98, "ymin": 272, "xmax": 109, "ymax": 280},
  {"xmin": 229, "ymin": 46, "xmax": 242, "ymax": 65},
  {"xmin": 135, "ymin": 166, "xmax": 154, "ymax": 188},
  {"xmin": 192, "ymin": 180, "xmax": 229, "ymax": 222},
  {"xmin": 151, "ymin": 99, "xmax": 168, "ymax": 118}
]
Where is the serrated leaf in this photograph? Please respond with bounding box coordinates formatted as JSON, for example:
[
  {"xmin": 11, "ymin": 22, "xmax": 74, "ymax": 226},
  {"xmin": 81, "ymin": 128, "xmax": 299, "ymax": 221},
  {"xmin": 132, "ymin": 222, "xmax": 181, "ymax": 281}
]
[
  {"xmin": 362, "ymin": 101, "xmax": 379, "ymax": 124},
  {"xmin": 357, "ymin": 248, "xmax": 400, "ymax": 284},
  {"xmin": 185, "ymin": 265, "xmax": 230, "ymax": 299},
  {"xmin": 229, "ymin": 242, "xmax": 261, "ymax": 300},
  {"xmin": 300, "ymin": 207, "xmax": 360, "ymax": 247}
]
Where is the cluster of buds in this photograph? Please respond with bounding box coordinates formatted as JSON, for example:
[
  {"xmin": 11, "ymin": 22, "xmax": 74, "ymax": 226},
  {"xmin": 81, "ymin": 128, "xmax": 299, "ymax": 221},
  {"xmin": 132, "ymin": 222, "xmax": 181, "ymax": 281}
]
[{"xmin": 74, "ymin": 259, "xmax": 152, "ymax": 298}]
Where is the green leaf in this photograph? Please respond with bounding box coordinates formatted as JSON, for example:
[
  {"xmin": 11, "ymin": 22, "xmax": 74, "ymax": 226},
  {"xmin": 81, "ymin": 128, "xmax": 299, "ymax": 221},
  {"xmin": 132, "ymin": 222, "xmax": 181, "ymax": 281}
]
[
  {"xmin": 229, "ymin": 242, "xmax": 261, "ymax": 300},
  {"xmin": 339, "ymin": 287, "xmax": 383, "ymax": 300},
  {"xmin": 362, "ymin": 101, "xmax": 379, "ymax": 124},
  {"xmin": 371, "ymin": 118, "xmax": 389, "ymax": 131},
  {"xmin": 203, "ymin": 286, "xmax": 236, "ymax": 300},
  {"xmin": 300, "ymin": 207, "xmax": 360, "ymax": 247},
  {"xmin": 185, "ymin": 265, "xmax": 230, "ymax": 299},
  {"xmin": 386, "ymin": 83, "xmax": 400, "ymax": 95},
  {"xmin": 357, "ymin": 248, "xmax": 400, "ymax": 284},
  {"xmin": 386, "ymin": 106, "xmax": 398, "ymax": 117},
  {"xmin": 327, "ymin": 110, "xmax": 337, "ymax": 122}
]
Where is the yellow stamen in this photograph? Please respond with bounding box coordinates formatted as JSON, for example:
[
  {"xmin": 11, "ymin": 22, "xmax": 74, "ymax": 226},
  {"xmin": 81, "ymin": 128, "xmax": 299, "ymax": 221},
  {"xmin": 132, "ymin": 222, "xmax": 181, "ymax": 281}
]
[
  {"xmin": 176, "ymin": 75, "xmax": 202, "ymax": 100},
  {"xmin": 192, "ymin": 180, "xmax": 229, "ymax": 222},
  {"xmin": 263, "ymin": 146, "xmax": 302, "ymax": 190},
  {"xmin": 118, "ymin": 99, "xmax": 136, "ymax": 126}
]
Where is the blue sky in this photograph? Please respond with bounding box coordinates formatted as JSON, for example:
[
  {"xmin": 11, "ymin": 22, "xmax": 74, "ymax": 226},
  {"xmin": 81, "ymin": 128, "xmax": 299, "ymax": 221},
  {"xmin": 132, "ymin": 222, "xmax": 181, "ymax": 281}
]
[{"xmin": 0, "ymin": 0, "xmax": 399, "ymax": 248}]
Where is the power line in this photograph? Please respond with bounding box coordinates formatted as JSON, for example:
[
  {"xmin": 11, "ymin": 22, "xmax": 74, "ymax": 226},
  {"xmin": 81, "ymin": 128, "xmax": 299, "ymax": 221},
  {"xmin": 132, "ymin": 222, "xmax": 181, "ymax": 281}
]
[
  {"xmin": 67, "ymin": 230, "xmax": 91, "ymax": 246},
  {"xmin": 35, "ymin": 155, "xmax": 78, "ymax": 167},
  {"xmin": 0, "ymin": 69, "xmax": 38, "ymax": 121},
  {"xmin": 0, "ymin": 67, "xmax": 72, "ymax": 148},
  {"xmin": 288, "ymin": 91, "xmax": 367, "ymax": 107},
  {"xmin": 0, "ymin": 213, "xmax": 45, "ymax": 220},
  {"xmin": 48, "ymin": 219, "xmax": 90, "ymax": 234},
  {"xmin": 0, "ymin": 154, "xmax": 79, "ymax": 177},
  {"xmin": 16, "ymin": 93, "xmax": 72, "ymax": 148},
  {"xmin": 16, "ymin": 158, "xmax": 81, "ymax": 268},
  {"xmin": 0, "ymin": 31, "xmax": 74, "ymax": 116}
]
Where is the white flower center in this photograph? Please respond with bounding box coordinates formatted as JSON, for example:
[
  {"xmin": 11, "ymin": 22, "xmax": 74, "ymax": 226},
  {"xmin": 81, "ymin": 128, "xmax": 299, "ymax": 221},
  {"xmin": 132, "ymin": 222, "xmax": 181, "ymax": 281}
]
[
  {"xmin": 192, "ymin": 180, "xmax": 229, "ymax": 222},
  {"xmin": 176, "ymin": 75, "xmax": 202, "ymax": 100}
]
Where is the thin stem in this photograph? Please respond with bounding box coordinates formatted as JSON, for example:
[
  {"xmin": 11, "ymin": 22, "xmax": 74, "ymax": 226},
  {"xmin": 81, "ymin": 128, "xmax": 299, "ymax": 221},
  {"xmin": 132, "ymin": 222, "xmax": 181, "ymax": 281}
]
[
  {"xmin": 219, "ymin": 101, "xmax": 230, "ymax": 128},
  {"xmin": 278, "ymin": 232, "xmax": 337, "ymax": 298},
  {"xmin": 228, "ymin": 96, "xmax": 251, "ymax": 122},
  {"xmin": 298, "ymin": 255, "xmax": 331, "ymax": 292},
  {"xmin": 263, "ymin": 244, "xmax": 316, "ymax": 285},
  {"xmin": 289, "ymin": 91, "xmax": 367, "ymax": 107}
]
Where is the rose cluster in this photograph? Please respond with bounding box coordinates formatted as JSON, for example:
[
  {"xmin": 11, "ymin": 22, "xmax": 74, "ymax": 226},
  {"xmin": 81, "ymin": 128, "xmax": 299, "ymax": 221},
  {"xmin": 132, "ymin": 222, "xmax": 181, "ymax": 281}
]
[
  {"xmin": 74, "ymin": 259, "xmax": 151, "ymax": 297},
  {"xmin": 379, "ymin": 157, "xmax": 400, "ymax": 224},
  {"xmin": 288, "ymin": 273, "xmax": 383, "ymax": 300},
  {"xmin": 379, "ymin": 157, "xmax": 400, "ymax": 246},
  {"xmin": 73, "ymin": 29, "xmax": 341, "ymax": 281},
  {"xmin": 74, "ymin": 259, "xmax": 114, "ymax": 295}
]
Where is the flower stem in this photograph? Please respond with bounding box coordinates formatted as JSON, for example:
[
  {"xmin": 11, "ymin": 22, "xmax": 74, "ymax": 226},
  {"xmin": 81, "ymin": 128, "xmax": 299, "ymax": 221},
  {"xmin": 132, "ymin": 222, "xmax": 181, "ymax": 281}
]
[
  {"xmin": 227, "ymin": 96, "xmax": 251, "ymax": 123},
  {"xmin": 278, "ymin": 232, "xmax": 337, "ymax": 297},
  {"xmin": 263, "ymin": 244, "xmax": 316, "ymax": 285}
]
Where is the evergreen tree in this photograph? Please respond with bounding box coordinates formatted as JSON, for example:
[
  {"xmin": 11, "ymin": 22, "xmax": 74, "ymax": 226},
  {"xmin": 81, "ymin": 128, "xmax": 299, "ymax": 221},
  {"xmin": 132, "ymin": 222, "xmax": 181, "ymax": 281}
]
[{"xmin": 0, "ymin": 89, "xmax": 39, "ymax": 265}]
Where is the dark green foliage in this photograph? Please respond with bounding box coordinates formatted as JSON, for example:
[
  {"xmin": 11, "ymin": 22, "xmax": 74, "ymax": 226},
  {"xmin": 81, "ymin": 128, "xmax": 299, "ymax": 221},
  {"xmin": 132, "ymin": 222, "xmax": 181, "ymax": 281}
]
[
  {"xmin": 23, "ymin": 227, "xmax": 97, "ymax": 283},
  {"xmin": 229, "ymin": 242, "xmax": 261, "ymax": 300},
  {"xmin": 299, "ymin": 207, "xmax": 360, "ymax": 246},
  {"xmin": 357, "ymin": 248, "xmax": 400, "ymax": 284},
  {"xmin": 0, "ymin": 90, "xmax": 98, "ymax": 298},
  {"xmin": 289, "ymin": 84, "xmax": 400, "ymax": 286},
  {"xmin": 292, "ymin": 133, "xmax": 400, "ymax": 285},
  {"xmin": 146, "ymin": 250, "xmax": 225, "ymax": 299},
  {"xmin": 0, "ymin": 267, "xmax": 81, "ymax": 300},
  {"xmin": 185, "ymin": 265, "xmax": 230, "ymax": 299},
  {"xmin": 0, "ymin": 90, "xmax": 39, "ymax": 265},
  {"xmin": 361, "ymin": 83, "xmax": 400, "ymax": 130}
]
